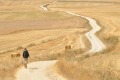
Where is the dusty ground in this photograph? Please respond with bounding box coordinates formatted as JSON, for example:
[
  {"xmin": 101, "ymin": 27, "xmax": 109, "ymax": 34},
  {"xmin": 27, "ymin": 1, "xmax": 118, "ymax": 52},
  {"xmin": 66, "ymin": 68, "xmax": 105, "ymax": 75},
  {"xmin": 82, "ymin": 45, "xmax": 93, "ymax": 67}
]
[
  {"xmin": 49, "ymin": 0, "xmax": 120, "ymax": 80},
  {"xmin": 16, "ymin": 60, "xmax": 66, "ymax": 80},
  {"xmin": 0, "ymin": 0, "xmax": 120, "ymax": 80},
  {"xmin": 0, "ymin": 0, "xmax": 90, "ymax": 80},
  {"xmin": 50, "ymin": 0, "xmax": 120, "ymax": 52}
]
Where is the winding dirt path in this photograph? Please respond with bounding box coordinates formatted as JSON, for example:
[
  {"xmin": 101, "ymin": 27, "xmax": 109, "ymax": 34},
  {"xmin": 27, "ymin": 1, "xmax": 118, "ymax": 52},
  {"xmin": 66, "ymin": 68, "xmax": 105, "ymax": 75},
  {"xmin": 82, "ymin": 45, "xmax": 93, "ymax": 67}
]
[
  {"xmin": 40, "ymin": 3, "xmax": 106, "ymax": 54},
  {"xmin": 16, "ymin": 2, "xmax": 106, "ymax": 80},
  {"xmin": 66, "ymin": 12, "xmax": 106, "ymax": 54}
]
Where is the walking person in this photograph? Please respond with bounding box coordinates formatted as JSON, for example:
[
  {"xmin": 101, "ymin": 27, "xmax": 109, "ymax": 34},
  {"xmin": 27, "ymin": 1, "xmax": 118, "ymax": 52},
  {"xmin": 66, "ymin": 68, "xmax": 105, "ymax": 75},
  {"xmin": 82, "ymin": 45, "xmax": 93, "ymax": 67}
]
[{"xmin": 22, "ymin": 48, "xmax": 29, "ymax": 69}]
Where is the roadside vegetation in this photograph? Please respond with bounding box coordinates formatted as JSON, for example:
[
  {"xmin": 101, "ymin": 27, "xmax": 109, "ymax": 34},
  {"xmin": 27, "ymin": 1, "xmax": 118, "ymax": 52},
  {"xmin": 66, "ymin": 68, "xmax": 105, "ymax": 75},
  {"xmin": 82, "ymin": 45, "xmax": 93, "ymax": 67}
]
[
  {"xmin": 1, "ymin": 0, "xmax": 120, "ymax": 80},
  {"xmin": 54, "ymin": 34, "xmax": 120, "ymax": 80},
  {"xmin": 101, "ymin": 35, "xmax": 119, "ymax": 54}
]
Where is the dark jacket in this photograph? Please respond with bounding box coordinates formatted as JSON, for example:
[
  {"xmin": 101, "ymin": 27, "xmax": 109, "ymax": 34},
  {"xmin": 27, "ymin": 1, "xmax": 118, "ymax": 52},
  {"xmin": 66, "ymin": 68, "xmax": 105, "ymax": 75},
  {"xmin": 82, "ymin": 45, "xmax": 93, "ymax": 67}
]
[{"xmin": 23, "ymin": 50, "xmax": 29, "ymax": 58}]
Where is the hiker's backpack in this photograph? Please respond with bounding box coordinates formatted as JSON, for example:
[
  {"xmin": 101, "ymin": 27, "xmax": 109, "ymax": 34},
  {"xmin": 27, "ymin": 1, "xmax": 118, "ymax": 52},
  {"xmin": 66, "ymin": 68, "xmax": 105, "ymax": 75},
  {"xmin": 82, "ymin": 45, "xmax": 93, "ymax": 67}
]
[{"xmin": 23, "ymin": 50, "xmax": 29, "ymax": 58}]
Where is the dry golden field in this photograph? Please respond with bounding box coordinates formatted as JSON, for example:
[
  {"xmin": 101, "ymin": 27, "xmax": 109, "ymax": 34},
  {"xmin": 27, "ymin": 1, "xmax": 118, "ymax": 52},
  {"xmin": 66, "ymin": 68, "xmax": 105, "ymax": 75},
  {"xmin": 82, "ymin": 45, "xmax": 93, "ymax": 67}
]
[
  {"xmin": 0, "ymin": 0, "xmax": 90, "ymax": 80},
  {"xmin": 50, "ymin": 0, "xmax": 120, "ymax": 52},
  {"xmin": 0, "ymin": 0, "xmax": 120, "ymax": 80},
  {"xmin": 49, "ymin": 0, "xmax": 120, "ymax": 80}
]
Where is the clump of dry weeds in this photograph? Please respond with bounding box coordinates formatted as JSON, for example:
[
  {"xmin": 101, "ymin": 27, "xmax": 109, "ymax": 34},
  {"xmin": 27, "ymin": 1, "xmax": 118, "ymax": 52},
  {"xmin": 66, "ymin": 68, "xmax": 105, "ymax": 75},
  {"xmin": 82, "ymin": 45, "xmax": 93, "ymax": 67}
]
[
  {"xmin": 0, "ymin": 56, "xmax": 22, "ymax": 80},
  {"xmin": 56, "ymin": 58, "xmax": 120, "ymax": 80}
]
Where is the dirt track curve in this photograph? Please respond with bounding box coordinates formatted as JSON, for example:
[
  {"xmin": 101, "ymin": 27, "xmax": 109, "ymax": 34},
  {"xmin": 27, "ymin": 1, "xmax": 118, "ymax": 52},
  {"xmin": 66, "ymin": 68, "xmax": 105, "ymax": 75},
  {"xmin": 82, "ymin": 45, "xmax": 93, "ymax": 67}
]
[{"xmin": 16, "ymin": 1, "xmax": 106, "ymax": 80}]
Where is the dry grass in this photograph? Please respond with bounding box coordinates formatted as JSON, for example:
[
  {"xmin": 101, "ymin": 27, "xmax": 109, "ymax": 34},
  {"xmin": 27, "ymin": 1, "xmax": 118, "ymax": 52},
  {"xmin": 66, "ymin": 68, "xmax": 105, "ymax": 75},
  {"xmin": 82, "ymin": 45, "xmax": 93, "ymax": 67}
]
[
  {"xmin": 0, "ymin": 55, "xmax": 22, "ymax": 80},
  {"xmin": 56, "ymin": 59, "xmax": 99, "ymax": 80},
  {"xmin": 1, "ymin": 0, "xmax": 120, "ymax": 80},
  {"xmin": 0, "ymin": 12, "xmax": 89, "ymax": 35},
  {"xmin": 100, "ymin": 35, "xmax": 120, "ymax": 54},
  {"xmin": 56, "ymin": 53, "xmax": 120, "ymax": 80},
  {"xmin": 0, "ymin": 18, "xmax": 88, "ymax": 80},
  {"xmin": 50, "ymin": 0, "xmax": 120, "ymax": 37},
  {"xmin": 49, "ymin": 1, "xmax": 120, "ymax": 80},
  {"xmin": 0, "ymin": 26, "xmax": 88, "ymax": 79},
  {"xmin": 0, "ymin": 0, "xmax": 91, "ymax": 80},
  {"xmin": 0, "ymin": 47, "xmax": 84, "ymax": 80}
]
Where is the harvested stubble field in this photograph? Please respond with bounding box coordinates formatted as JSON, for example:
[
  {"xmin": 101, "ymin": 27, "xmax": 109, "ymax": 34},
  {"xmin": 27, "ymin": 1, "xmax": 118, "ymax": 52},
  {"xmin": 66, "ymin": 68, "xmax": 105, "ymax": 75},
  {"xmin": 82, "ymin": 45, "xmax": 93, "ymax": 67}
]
[
  {"xmin": 49, "ymin": 0, "xmax": 120, "ymax": 80},
  {"xmin": 0, "ymin": 0, "xmax": 120, "ymax": 80},
  {"xmin": 0, "ymin": 0, "xmax": 91, "ymax": 80}
]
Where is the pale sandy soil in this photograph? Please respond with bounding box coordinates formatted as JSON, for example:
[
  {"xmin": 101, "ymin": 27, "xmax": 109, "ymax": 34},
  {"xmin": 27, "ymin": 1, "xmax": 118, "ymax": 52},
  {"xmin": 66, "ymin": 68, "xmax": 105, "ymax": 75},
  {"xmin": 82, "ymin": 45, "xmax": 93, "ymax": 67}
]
[
  {"xmin": 0, "ymin": 0, "xmax": 57, "ymax": 35},
  {"xmin": 16, "ymin": 60, "xmax": 66, "ymax": 80},
  {"xmin": 66, "ymin": 12, "xmax": 106, "ymax": 54},
  {"xmin": 0, "ymin": 0, "xmax": 120, "ymax": 80},
  {"xmin": 0, "ymin": 1, "xmax": 90, "ymax": 79},
  {"xmin": 47, "ymin": 1, "xmax": 120, "ymax": 80},
  {"xmin": 0, "ymin": 11, "xmax": 88, "ymax": 35},
  {"xmin": 49, "ymin": 0, "xmax": 120, "ymax": 52},
  {"xmin": 16, "ymin": 4, "xmax": 106, "ymax": 80},
  {"xmin": 0, "ymin": 1, "xmax": 90, "ymax": 80},
  {"xmin": 16, "ymin": 4, "xmax": 96, "ymax": 80}
]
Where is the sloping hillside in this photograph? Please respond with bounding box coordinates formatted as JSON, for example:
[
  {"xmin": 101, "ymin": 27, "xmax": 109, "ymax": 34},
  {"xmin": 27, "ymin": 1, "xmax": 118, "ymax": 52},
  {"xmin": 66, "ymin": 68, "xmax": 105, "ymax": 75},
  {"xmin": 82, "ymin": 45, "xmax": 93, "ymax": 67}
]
[
  {"xmin": 0, "ymin": 1, "xmax": 91, "ymax": 80},
  {"xmin": 50, "ymin": 0, "xmax": 120, "ymax": 52},
  {"xmin": 49, "ymin": 1, "xmax": 120, "ymax": 80},
  {"xmin": 0, "ymin": 0, "xmax": 120, "ymax": 80}
]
